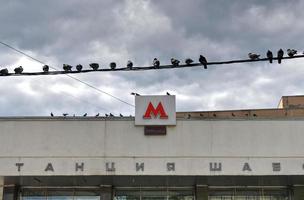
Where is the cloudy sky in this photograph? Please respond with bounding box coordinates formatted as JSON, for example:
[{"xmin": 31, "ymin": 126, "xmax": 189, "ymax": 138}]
[{"xmin": 0, "ymin": 0, "xmax": 304, "ymax": 116}]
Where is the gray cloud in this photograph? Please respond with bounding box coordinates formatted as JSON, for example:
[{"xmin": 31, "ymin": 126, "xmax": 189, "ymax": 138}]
[{"xmin": 0, "ymin": 0, "xmax": 304, "ymax": 116}]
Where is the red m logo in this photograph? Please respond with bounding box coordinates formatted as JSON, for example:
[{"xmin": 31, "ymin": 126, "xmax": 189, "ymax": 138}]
[{"xmin": 143, "ymin": 102, "xmax": 168, "ymax": 119}]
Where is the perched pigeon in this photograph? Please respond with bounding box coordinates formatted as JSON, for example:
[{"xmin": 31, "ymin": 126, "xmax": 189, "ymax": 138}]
[
  {"xmin": 185, "ymin": 58, "xmax": 194, "ymax": 65},
  {"xmin": 63, "ymin": 113, "xmax": 68, "ymax": 117},
  {"xmin": 127, "ymin": 60, "xmax": 133, "ymax": 69},
  {"xmin": 76, "ymin": 64, "xmax": 83, "ymax": 72},
  {"xmin": 277, "ymin": 49, "xmax": 284, "ymax": 64},
  {"xmin": 248, "ymin": 53, "xmax": 260, "ymax": 60},
  {"xmin": 199, "ymin": 55, "xmax": 208, "ymax": 69},
  {"xmin": 153, "ymin": 58, "xmax": 160, "ymax": 68},
  {"xmin": 266, "ymin": 50, "xmax": 273, "ymax": 63},
  {"xmin": 95, "ymin": 113, "xmax": 100, "ymax": 117},
  {"xmin": 83, "ymin": 113, "xmax": 87, "ymax": 117},
  {"xmin": 42, "ymin": 65, "xmax": 49, "ymax": 72},
  {"xmin": 63, "ymin": 64, "xmax": 72, "ymax": 71},
  {"xmin": 110, "ymin": 62, "xmax": 116, "ymax": 70},
  {"xmin": 105, "ymin": 114, "xmax": 109, "ymax": 117},
  {"xmin": 89, "ymin": 63, "xmax": 99, "ymax": 70},
  {"xmin": 166, "ymin": 92, "xmax": 171, "ymax": 95},
  {"xmin": 171, "ymin": 58, "xmax": 180, "ymax": 67},
  {"xmin": 120, "ymin": 113, "xmax": 123, "ymax": 117},
  {"xmin": 287, "ymin": 49, "xmax": 297, "ymax": 57},
  {"xmin": 131, "ymin": 92, "xmax": 140, "ymax": 96},
  {"xmin": 50, "ymin": 112, "xmax": 54, "ymax": 117},
  {"xmin": 109, "ymin": 113, "xmax": 114, "ymax": 117},
  {"xmin": 0, "ymin": 68, "xmax": 8, "ymax": 75},
  {"xmin": 14, "ymin": 66, "xmax": 23, "ymax": 74}
]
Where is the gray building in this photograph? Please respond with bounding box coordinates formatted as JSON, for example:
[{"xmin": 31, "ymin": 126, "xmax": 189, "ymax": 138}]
[{"xmin": 2, "ymin": 95, "xmax": 304, "ymax": 200}]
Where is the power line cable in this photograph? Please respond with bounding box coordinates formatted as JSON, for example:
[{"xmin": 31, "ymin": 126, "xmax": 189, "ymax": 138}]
[
  {"xmin": 0, "ymin": 41, "xmax": 134, "ymax": 107},
  {"xmin": 0, "ymin": 44, "xmax": 303, "ymax": 75}
]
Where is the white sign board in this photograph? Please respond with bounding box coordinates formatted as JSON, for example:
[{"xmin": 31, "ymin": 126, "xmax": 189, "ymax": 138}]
[{"xmin": 135, "ymin": 95, "xmax": 176, "ymax": 125}]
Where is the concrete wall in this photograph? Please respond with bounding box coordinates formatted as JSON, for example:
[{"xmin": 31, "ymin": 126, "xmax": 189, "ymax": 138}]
[{"xmin": 0, "ymin": 118, "xmax": 304, "ymax": 176}]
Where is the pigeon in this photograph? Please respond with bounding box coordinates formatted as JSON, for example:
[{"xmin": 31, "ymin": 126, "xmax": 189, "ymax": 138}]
[
  {"xmin": 14, "ymin": 66, "xmax": 23, "ymax": 74},
  {"xmin": 50, "ymin": 112, "xmax": 54, "ymax": 117},
  {"xmin": 248, "ymin": 53, "xmax": 260, "ymax": 60},
  {"xmin": 153, "ymin": 58, "xmax": 160, "ymax": 68},
  {"xmin": 109, "ymin": 113, "xmax": 114, "ymax": 117},
  {"xmin": 110, "ymin": 62, "xmax": 116, "ymax": 70},
  {"xmin": 63, "ymin": 64, "xmax": 72, "ymax": 71},
  {"xmin": 277, "ymin": 49, "xmax": 284, "ymax": 64},
  {"xmin": 83, "ymin": 113, "xmax": 87, "ymax": 117},
  {"xmin": 42, "ymin": 65, "xmax": 49, "ymax": 72},
  {"xmin": 63, "ymin": 113, "xmax": 68, "ymax": 117},
  {"xmin": 89, "ymin": 63, "xmax": 99, "ymax": 70},
  {"xmin": 166, "ymin": 92, "xmax": 171, "ymax": 95},
  {"xmin": 171, "ymin": 58, "xmax": 180, "ymax": 67},
  {"xmin": 131, "ymin": 92, "xmax": 140, "ymax": 96},
  {"xmin": 105, "ymin": 114, "xmax": 109, "ymax": 117},
  {"xmin": 287, "ymin": 49, "xmax": 297, "ymax": 57},
  {"xmin": 199, "ymin": 55, "xmax": 208, "ymax": 69},
  {"xmin": 185, "ymin": 58, "xmax": 194, "ymax": 65},
  {"xmin": 76, "ymin": 64, "xmax": 83, "ymax": 72},
  {"xmin": 0, "ymin": 68, "xmax": 8, "ymax": 75},
  {"xmin": 95, "ymin": 113, "xmax": 100, "ymax": 117},
  {"xmin": 119, "ymin": 113, "xmax": 123, "ymax": 117},
  {"xmin": 127, "ymin": 60, "xmax": 133, "ymax": 69},
  {"xmin": 266, "ymin": 50, "xmax": 273, "ymax": 63}
]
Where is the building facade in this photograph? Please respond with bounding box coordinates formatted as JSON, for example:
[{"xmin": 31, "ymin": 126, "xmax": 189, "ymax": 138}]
[{"xmin": 2, "ymin": 95, "xmax": 304, "ymax": 200}]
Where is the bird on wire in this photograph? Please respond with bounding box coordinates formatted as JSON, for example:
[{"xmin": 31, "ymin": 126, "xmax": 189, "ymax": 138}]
[
  {"xmin": 171, "ymin": 58, "xmax": 180, "ymax": 67},
  {"xmin": 89, "ymin": 63, "xmax": 99, "ymax": 70},
  {"xmin": 42, "ymin": 65, "xmax": 49, "ymax": 72},
  {"xmin": 153, "ymin": 58, "xmax": 160, "ymax": 68},
  {"xmin": 266, "ymin": 50, "xmax": 273, "ymax": 63},
  {"xmin": 63, "ymin": 64, "xmax": 72, "ymax": 71},
  {"xmin": 76, "ymin": 64, "xmax": 83, "ymax": 72},
  {"xmin": 127, "ymin": 60, "xmax": 133, "ymax": 69},
  {"xmin": 277, "ymin": 49, "xmax": 284, "ymax": 64},
  {"xmin": 248, "ymin": 53, "xmax": 260, "ymax": 60},
  {"xmin": 287, "ymin": 49, "xmax": 297, "ymax": 57},
  {"xmin": 199, "ymin": 55, "xmax": 208, "ymax": 69},
  {"xmin": 110, "ymin": 62, "xmax": 116, "ymax": 69},
  {"xmin": 14, "ymin": 66, "xmax": 23, "ymax": 74},
  {"xmin": 185, "ymin": 58, "xmax": 194, "ymax": 65},
  {"xmin": 0, "ymin": 68, "xmax": 8, "ymax": 75}
]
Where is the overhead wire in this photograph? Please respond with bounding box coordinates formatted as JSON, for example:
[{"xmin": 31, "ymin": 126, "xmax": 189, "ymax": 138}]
[{"xmin": 0, "ymin": 41, "xmax": 135, "ymax": 107}]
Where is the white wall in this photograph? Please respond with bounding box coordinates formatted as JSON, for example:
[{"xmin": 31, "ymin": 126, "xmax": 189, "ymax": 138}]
[{"xmin": 0, "ymin": 118, "xmax": 303, "ymax": 175}]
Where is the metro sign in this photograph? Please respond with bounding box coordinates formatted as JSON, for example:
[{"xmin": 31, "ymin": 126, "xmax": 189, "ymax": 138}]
[
  {"xmin": 143, "ymin": 102, "xmax": 168, "ymax": 119},
  {"xmin": 135, "ymin": 95, "xmax": 176, "ymax": 125}
]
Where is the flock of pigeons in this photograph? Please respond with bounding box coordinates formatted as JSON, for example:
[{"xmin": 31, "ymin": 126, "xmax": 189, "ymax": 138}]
[
  {"xmin": 0, "ymin": 55, "xmax": 208, "ymax": 75},
  {"xmin": 0, "ymin": 50, "xmax": 299, "ymax": 75},
  {"xmin": 50, "ymin": 92, "xmax": 172, "ymax": 118},
  {"xmin": 248, "ymin": 49, "xmax": 298, "ymax": 64},
  {"xmin": 50, "ymin": 112, "xmax": 127, "ymax": 118}
]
